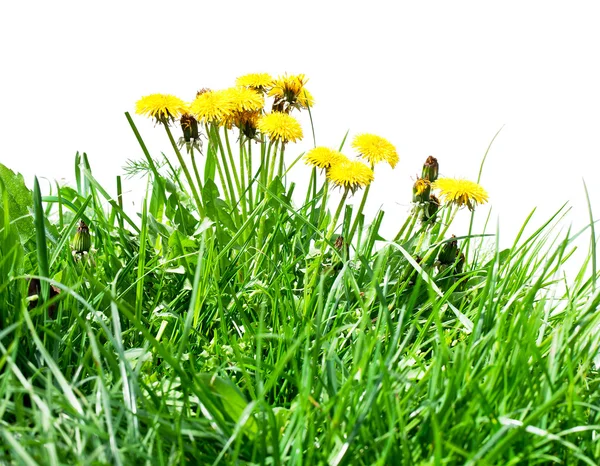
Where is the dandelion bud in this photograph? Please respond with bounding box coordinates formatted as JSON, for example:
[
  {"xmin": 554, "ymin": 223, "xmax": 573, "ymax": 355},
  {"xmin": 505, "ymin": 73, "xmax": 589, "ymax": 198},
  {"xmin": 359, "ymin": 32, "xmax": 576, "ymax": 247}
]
[
  {"xmin": 422, "ymin": 194, "xmax": 440, "ymax": 224},
  {"xmin": 73, "ymin": 220, "xmax": 91, "ymax": 253},
  {"xmin": 455, "ymin": 252, "xmax": 466, "ymax": 274},
  {"xmin": 412, "ymin": 178, "xmax": 431, "ymax": 203},
  {"xmin": 422, "ymin": 156, "xmax": 439, "ymax": 182},
  {"xmin": 180, "ymin": 114, "xmax": 199, "ymax": 143},
  {"xmin": 438, "ymin": 235, "xmax": 459, "ymax": 265}
]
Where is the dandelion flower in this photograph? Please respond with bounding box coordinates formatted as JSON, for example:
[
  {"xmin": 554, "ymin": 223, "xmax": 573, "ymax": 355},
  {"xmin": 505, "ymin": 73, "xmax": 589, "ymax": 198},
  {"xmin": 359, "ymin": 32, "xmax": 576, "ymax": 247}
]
[
  {"xmin": 327, "ymin": 159, "xmax": 374, "ymax": 193},
  {"xmin": 433, "ymin": 178, "xmax": 489, "ymax": 210},
  {"xmin": 190, "ymin": 90, "xmax": 233, "ymax": 124},
  {"xmin": 269, "ymin": 73, "xmax": 314, "ymax": 112},
  {"xmin": 352, "ymin": 133, "xmax": 399, "ymax": 168},
  {"xmin": 257, "ymin": 112, "xmax": 303, "ymax": 143},
  {"xmin": 412, "ymin": 178, "xmax": 431, "ymax": 203},
  {"xmin": 231, "ymin": 110, "xmax": 261, "ymax": 139},
  {"xmin": 305, "ymin": 147, "xmax": 346, "ymax": 169},
  {"xmin": 236, "ymin": 73, "xmax": 274, "ymax": 92},
  {"xmin": 223, "ymin": 87, "xmax": 264, "ymax": 113},
  {"xmin": 135, "ymin": 94, "xmax": 188, "ymax": 124}
]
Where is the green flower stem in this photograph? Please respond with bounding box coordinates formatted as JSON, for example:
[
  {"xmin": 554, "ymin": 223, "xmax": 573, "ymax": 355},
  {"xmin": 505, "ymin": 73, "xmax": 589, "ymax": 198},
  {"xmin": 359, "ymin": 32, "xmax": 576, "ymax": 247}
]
[
  {"xmin": 255, "ymin": 140, "xmax": 268, "ymax": 206},
  {"xmin": 326, "ymin": 187, "xmax": 349, "ymax": 241},
  {"xmin": 246, "ymin": 138, "xmax": 254, "ymax": 212},
  {"xmin": 163, "ymin": 124, "xmax": 204, "ymax": 217},
  {"xmin": 277, "ymin": 143, "xmax": 286, "ymax": 178},
  {"xmin": 316, "ymin": 178, "xmax": 330, "ymax": 230},
  {"xmin": 205, "ymin": 123, "xmax": 232, "ymax": 207},
  {"xmin": 304, "ymin": 187, "xmax": 350, "ymax": 315},
  {"xmin": 223, "ymin": 128, "xmax": 242, "ymax": 197},
  {"xmin": 267, "ymin": 140, "xmax": 279, "ymax": 186},
  {"xmin": 238, "ymin": 137, "xmax": 248, "ymax": 222},
  {"xmin": 348, "ymin": 183, "xmax": 371, "ymax": 243},
  {"xmin": 213, "ymin": 126, "xmax": 238, "ymax": 208},
  {"xmin": 189, "ymin": 145, "xmax": 204, "ymax": 198},
  {"xmin": 394, "ymin": 211, "xmax": 417, "ymax": 242}
]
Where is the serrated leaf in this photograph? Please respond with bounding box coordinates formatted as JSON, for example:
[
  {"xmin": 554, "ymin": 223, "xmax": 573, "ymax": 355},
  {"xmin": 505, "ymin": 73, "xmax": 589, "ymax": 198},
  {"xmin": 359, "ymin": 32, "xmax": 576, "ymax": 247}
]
[{"xmin": 0, "ymin": 163, "xmax": 35, "ymax": 243}]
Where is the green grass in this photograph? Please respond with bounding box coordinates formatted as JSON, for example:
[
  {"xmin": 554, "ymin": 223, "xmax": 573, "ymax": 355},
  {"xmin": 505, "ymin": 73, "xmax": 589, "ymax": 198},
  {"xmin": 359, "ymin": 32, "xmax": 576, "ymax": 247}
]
[{"xmin": 1, "ymin": 103, "xmax": 599, "ymax": 465}]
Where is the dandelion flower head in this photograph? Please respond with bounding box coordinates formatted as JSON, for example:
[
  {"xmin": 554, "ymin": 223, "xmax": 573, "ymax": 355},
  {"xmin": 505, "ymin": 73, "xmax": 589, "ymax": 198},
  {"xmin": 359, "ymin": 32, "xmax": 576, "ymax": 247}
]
[
  {"xmin": 327, "ymin": 159, "xmax": 374, "ymax": 193},
  {"xmin": 190, "ymin": 90, "xmax": 234, "ymax": 124},
  {"xmin": 414, "ymin": 178, "xmax": 430, "ymax": 196},
  {"xmin": 135, "ymin": 94, "xmax": 188, "ymax": 124},
  {"xmin": 433, "ymin": 178, "xmax": 489, "ymax": 210},
  {"xmin": 269, "ymin": 73, "xmax": 315, "ymax": 111},
  {"xmin": 223, "ymin": 87, "xmax": 264, "ymax": 113},
  {"xmin": 236, "ymin": 73, "xmax": 274, "ymax": 92},
  {"xmin": 257, "ymin": 112, "xmax": 303, "ymax": 143},
  {"xmin": 352, "ymin": 133, "xmax": 399, "ymax": 168},
  {"xmin": 304, "ymin": 147, "xmax": 347, "ymax": 169}
]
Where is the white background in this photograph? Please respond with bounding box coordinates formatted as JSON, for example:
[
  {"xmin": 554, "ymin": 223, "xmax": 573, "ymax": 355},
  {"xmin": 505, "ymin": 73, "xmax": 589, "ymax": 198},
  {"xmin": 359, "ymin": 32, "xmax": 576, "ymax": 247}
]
[{"xmin": 1, "ymin": 1, "xmax": 599, "ymax": 272}]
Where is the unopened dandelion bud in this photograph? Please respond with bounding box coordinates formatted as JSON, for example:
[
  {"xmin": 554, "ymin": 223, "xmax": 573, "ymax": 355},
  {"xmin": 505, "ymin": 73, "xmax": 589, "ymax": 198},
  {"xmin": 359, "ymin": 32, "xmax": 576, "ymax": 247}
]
[
  {"xmin": 412, "ymin": 178, "xmax": 431, "ymax": 203},
  {"xmin": 180, "ymin": 114, "xmax": 199, "ymax": 143},
  {"xmin": 73, "ymin": 220, "xmax": 91, "ymax": 253},
  {"xmin": 455, "ymin": 252, "xmax": 466, "ymax": 274},
  {"xmin": 422, "ymin": 194, "xmax": 440, "ymax": 223},
  {"xmin": 422, "ymin": 156, "xmax": 439, "ymax": 182},
  {"xmin": 438, "ymin": 235, "xmax": 459, "ymax": 265}
]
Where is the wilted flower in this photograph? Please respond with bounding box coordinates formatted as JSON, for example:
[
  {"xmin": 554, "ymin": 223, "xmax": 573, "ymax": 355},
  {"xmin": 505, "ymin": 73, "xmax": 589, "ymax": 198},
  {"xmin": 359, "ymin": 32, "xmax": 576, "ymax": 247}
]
[
  {"xmin": 422, "ymin": 156, "xmax": 439, "ymax": 182},
  {"xmin": 180, "ymin": 114, "xmax": 199, "ymax": 143}
]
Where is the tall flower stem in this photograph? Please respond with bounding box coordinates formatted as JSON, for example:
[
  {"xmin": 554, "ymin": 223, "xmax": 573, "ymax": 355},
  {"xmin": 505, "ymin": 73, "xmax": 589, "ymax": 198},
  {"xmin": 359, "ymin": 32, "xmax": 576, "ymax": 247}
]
[
  {"xmin": 348, "ymin": 182, "xmax": 371, "ymax": 243},
  {"xmin": 204, "ymin": 124, "xmax": 231, "ymax": 205},
  {"xmin": 163, "ymin": 124, "xmax": 204, "ymax": 217},
  {"xmin": 316, "ymin": 178, "xmax": 330, "ymax": 230},
  {"xmin": 277, "ymin": 143, "xmax": 286, "ymax": 178},
  {"xmin": 213, "ymin": 126, "xmax": 238, "ymax": 207},
  {"xmin": 223, "ymin": 128, "xmax": 242, "ymax": 197},
  {"xmin": 246, "ymin": 138, "xmax": 254, "ymax": 212},
  {"xmin": 238, "ymin": 137, "xmax": 248, "ymax": 222},
  {"xmin": 267, "ymin": 140, "xmax": 280, "ymax": 185},
  {"xmin": 189, "ymin": 145, "xmax": 203, "ymax": 198},
  {"xmin": 326, "ymin": 188, "xmax": 349, "ymax": 241}
]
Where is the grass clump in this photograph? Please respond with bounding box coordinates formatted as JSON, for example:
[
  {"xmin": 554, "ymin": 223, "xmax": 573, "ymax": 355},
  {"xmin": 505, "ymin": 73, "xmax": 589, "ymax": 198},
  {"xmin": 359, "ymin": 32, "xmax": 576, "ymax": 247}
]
[{"xmin": 1, "ymin": 73, "xmax": 599, "ymax": 465}]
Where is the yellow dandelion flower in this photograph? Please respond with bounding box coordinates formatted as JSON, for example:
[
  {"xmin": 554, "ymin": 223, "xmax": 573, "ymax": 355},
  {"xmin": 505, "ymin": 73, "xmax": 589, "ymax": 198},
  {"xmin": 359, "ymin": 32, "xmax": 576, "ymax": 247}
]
[
  {"xmin": 222, "ymin": 87, "xmax": 264, "ymax": 113},
  {"xmin": 432, "ymin": 178, "xmax": 489, "ymax": 210},
  {"xmin": 412, "ymin": 178, "xmax": 431, "ymax": 203},
  {"xmin": 257, "ymin": 112, "xmax": 303, "ymax": 143},
  {"xmin": 327, "ymin": 159, "xmax": 374, "ymax": 192},
  {"xmin": 227, "ymin": 110, "xmax": 261, "ymax": 139},
  {"xmin": 190, "ymin": 90, "xmax": 233, "ymax": 124},
  {"xmin": 135, "ymin": 94, "xmax": 188, "ymax": 123},
  {"xmin": 236, "ymin": 73, "xmax": 274, "ymax": 92},
  {"xmin": 352, "ymin": 133, "xmax": 399, "ymax": 168},
  {"xmin": 269, "ymin": 73, "xmax": 315, "ymax": 112},
  {"xmin": 304, "ymin": 147, "xmax": 347, "ymax": 169}
]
